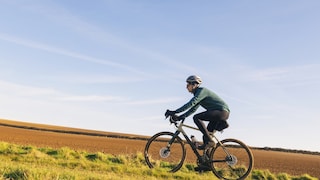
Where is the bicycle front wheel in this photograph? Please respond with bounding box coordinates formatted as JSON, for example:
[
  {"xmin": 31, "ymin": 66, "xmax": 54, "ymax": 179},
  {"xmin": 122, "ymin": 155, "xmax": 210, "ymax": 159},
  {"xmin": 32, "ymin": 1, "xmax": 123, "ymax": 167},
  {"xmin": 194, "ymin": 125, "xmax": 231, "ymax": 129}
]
[
  {"xmin": 144, "ymin": 131, "xmax": 186, "ymax": 172},
  {"xmin": 209, "ymin": 138, "xmax": 254, "ymax": 180}
]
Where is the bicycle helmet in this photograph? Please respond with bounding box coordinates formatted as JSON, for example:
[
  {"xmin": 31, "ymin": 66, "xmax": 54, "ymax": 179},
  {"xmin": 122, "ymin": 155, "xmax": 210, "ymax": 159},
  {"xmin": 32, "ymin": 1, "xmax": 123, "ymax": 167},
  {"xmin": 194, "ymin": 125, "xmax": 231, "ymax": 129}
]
[{"xmin": 186, "ymin": 75, "xmax": 202, "ymax": 85}]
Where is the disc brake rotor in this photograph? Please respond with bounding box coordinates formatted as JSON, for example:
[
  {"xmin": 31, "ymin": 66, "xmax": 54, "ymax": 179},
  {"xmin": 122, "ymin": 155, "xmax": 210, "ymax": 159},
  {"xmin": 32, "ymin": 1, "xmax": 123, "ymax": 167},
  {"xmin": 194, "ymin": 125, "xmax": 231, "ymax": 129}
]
[
  {"xmin": 159, "ymin": 147, "xmax": 170, "ymax": 158},
  {"xmin": 226, "ymin": 155, "xmax": 238, "ymax": 166}
]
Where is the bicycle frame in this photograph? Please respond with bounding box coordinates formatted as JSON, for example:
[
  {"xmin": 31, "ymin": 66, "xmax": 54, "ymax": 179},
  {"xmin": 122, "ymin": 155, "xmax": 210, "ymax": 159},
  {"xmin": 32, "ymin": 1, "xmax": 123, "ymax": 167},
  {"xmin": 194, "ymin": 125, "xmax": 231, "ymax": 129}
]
[{"xmin": 168, "ymin": 119, "xmax": 229, "ymax": 161}]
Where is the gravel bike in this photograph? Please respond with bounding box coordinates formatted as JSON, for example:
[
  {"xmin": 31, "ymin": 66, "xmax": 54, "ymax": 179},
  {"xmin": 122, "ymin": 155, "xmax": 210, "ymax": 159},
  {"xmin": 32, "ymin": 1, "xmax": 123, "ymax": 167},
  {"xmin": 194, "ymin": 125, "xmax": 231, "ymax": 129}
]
[{"xmin": 144, "ymin": 115, "xmax": 254, "ymax": 180}]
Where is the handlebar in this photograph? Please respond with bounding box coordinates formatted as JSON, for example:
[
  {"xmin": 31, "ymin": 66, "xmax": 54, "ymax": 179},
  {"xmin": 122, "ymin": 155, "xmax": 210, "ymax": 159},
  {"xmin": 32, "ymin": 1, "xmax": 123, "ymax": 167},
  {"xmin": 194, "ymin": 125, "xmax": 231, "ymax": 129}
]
[{"xmin": 165, "ymin": 114, "xmax": 185, "ymax": 127}]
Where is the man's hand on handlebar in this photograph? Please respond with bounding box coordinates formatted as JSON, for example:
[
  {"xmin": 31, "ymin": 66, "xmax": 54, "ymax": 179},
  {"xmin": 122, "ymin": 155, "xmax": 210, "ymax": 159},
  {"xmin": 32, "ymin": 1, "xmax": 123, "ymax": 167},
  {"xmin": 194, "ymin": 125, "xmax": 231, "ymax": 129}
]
[
  {"xmin": 176, "ymin": 115, "xmax": 185, "ymax": 121},
  {"xmin": 169, "ymin": 114, "xmax": 180, "ymax": 123},
  {"xmin": 165, "ymin": 109, "xmax": 176, "ymax": 118},
  {"xmin": 170, "ymin": 115, "xmax": 185, "ymax": 124},
  {"xmin": 165, "ymin": 110, "xmax": 186, "ymax": 123}
]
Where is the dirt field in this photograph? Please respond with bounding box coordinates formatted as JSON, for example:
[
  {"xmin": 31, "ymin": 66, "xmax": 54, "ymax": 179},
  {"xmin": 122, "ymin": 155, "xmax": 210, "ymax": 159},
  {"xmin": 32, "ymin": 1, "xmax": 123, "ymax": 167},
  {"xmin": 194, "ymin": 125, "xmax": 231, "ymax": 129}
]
[{"xmin": 0, "ymin": 119, "xmax": 319, "ymax": 178}]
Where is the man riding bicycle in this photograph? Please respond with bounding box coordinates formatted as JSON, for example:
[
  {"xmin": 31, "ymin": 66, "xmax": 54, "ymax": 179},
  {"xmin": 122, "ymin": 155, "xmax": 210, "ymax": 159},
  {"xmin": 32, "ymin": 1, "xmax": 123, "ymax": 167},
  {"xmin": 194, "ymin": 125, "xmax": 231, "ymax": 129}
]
[{"xmin": 165, "ymin": 75, "xmax": 230, "ymax": 150}]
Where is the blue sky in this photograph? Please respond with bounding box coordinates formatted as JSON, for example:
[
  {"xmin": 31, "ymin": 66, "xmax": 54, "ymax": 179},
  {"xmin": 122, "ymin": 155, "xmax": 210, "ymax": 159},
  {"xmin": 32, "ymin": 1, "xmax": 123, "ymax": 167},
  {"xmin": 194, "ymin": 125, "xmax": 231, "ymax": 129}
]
[{"xmin": 0, "ymin": 0, "xmax": 319, "ymax": 152}]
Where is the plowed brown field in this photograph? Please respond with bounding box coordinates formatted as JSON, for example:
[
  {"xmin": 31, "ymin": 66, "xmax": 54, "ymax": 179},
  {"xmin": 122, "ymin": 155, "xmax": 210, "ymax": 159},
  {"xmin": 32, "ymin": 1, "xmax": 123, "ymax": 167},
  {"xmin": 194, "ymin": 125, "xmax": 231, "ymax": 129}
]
[{"xmin": 0, "ymin": 119, "xmax": 319, "ymax": 178}]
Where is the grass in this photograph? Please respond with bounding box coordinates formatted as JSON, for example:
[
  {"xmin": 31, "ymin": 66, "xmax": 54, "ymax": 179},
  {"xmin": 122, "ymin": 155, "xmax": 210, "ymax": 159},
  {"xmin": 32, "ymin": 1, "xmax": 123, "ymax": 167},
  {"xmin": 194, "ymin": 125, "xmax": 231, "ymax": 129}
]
[{"xmin": 0, "ymin": 141, "xmax": 317, "ymax": 180}]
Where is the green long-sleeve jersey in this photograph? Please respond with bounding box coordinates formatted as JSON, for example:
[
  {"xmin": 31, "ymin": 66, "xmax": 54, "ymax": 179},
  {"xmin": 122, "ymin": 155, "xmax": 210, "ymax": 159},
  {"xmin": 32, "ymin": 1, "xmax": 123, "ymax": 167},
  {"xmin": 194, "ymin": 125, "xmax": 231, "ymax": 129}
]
[{"xmin": 175, "ymin": 87, "xmax": 230, "ymax": 117}]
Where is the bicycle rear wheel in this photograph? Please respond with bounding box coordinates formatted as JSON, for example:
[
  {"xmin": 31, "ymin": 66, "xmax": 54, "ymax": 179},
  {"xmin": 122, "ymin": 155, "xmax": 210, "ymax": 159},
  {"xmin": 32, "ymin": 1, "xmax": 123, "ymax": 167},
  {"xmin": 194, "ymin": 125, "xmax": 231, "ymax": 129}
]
[
  {"xmin": 144, "ymin": 131, "xmax": 186, "ymax": 172},
  {"xmin": 209, "ymin": 138, "xmax": 254, "ymax": 180}
]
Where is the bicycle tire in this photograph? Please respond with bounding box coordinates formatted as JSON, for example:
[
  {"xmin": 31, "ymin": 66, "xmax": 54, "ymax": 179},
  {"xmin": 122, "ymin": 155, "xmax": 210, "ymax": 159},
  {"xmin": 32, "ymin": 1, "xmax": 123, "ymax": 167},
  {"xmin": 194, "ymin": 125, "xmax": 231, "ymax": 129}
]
[
  {"xmin": 209, "ymin": 138, "xmax": 254, "ymax": 180},
  {"xmin": 144, "ymin": 131, "xmax": 186, "ymax": 172}
]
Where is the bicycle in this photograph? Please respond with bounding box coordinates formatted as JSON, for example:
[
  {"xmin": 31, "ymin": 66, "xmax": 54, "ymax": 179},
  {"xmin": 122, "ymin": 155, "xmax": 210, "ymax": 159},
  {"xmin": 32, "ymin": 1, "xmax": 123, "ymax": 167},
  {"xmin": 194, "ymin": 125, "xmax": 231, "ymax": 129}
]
[{"xmin": 144, "ymin": 114, "xmax": 254, "ymax": 180}]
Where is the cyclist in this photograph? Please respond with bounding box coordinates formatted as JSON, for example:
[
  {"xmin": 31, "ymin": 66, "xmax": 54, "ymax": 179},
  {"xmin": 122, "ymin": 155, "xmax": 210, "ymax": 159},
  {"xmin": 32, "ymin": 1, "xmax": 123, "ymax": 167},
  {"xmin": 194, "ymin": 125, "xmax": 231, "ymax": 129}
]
[{"xmin": 165, "ymin": 75, "xmax": 230, "ymax": 150}]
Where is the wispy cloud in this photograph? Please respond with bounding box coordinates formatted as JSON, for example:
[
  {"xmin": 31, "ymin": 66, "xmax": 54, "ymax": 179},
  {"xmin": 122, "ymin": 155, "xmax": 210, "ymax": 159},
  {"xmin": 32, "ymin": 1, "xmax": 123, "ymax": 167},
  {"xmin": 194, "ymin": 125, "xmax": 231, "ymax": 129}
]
[
  {"xmin": 0, "ymin": 80, "xmax": 127, "ymax": 103},
  {"xmin": 0, "ymin": 80, "xmax": 57, "ymax": 97},
  {"xmin": 0, "ymin": 33, "xmax": 145, "ymax": 75},
  {"xmin": 124, "ymin": 97, "xmax": 183, "ymax": 106},
  {"xmin": 58, "ymin": 95, "xmax": 127, "ymax": 102},
  {"xmin": 56, "ymin": 74, "xmax": 147, "ymax": 84},
  {"xmin": 242, "ymin": 64, "xmax": 320, "ymax": 87},
  {"xmin": 47, "ymin": 6, "xmax": 197, "ymax": 73},
  {"xmin": 0, "ymin": 79, "xmax": 182, "ymax": 105},
  {"xmin": 2, "ymin": 1, "xmax": 198, "ymax": 74}
]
